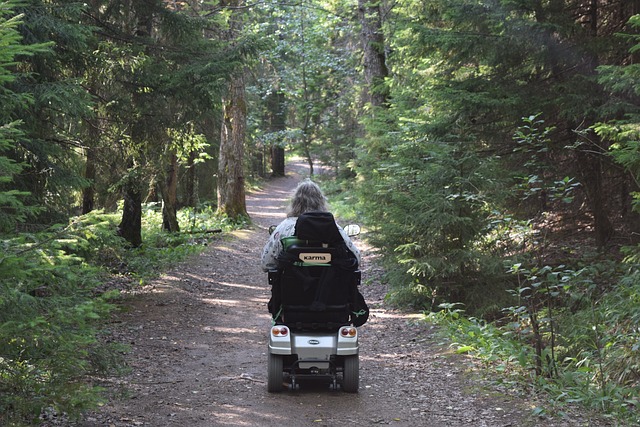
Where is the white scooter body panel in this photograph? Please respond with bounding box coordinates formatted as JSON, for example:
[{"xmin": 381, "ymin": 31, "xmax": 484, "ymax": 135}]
[{"xmin": 268, "ymin": 326, "xmax": 358, "ymax": 359}]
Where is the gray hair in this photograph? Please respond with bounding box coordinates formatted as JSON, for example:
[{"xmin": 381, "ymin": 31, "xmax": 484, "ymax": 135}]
[{"xmin": 287, "ymin": 179, "xmax": 329, "ymax": 217}]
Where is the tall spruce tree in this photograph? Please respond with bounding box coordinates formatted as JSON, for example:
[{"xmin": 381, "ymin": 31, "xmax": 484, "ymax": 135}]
[
  {"xmin": 595, "ymin": 13, "xmax": 640, "ymax": 242},
  {"xmin": 0, "ymin": 1, "xmax": 50, "ymax": 233},
  {"xmin": 9, "ymin": 0, "xmax": 95, "ymax": 226},
  {"xmin": 390, "ymin": 0, "xmax": 636, "ymax": 247},
  {"xmin": 353, "ymin": 0, "xmax": 640, "ymax": 308}
]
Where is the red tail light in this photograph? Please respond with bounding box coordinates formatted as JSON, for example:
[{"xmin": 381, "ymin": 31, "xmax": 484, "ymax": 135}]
[
  {"xmin": 340, "ymin": 327, "xmax": 357, "ymax": 337},
  {"xmin": 271, "ymin": 326, "xmax": 289, "ymax": 337}
]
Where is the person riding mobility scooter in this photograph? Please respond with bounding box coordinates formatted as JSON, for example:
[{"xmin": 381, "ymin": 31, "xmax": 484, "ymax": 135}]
[{"xmin": 266, "ymin": 211, "xmax": 369, "ymax": 393}]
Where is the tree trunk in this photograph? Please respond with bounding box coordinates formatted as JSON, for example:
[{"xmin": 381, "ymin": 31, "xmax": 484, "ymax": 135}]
[
  {"xmin": 162, "ymin": 151, "xmax": 180, "ymax": 232},
  {"xmin": 116, "ymin": 0, "xmax": 152, "ymax": 246},
  {"xmin": 82, "ymin": 112, "xmax": 102, "ymax": 214},
  {"xmin": 216, "ymin": 0, "xmax": 247, "ymax": 219},
  {"xmin": 199, "ymin": 115, "xmax": 219, "ymax": 203},
  {"xmin": 302, "ymin": 137, "xmax": 314, "ymax": 176},
  {"xmin": 357, "ymin": 0, "xmax": 389, "ymax": 108},
  {"xmin": 217, "ymin": 73, "xmax": 248, "ymax": 218},
  {"xmin": 577, "ymin": 0, "xmax": 613, "ymax": 247},
  {"xmin": 266, "ymin": 90, "xmax": 286, "ymax": 176},
  {"xmin": 271, "ymin": 146, "xmax": 285, "ymax": 177},
  {"xmin": 577, "ymin": 148, "xmax": 614, "ymax": 247},
  {"xmin": 81, "ymin": 145, "xmax": 96, "ymax": 214},
  {"xmin": 185, "ymin": 151, "xmax": 197, "ymax": 207},
  {"xmin": 118, "ymin": 171, "xmax": 142, "ymax": 247}
]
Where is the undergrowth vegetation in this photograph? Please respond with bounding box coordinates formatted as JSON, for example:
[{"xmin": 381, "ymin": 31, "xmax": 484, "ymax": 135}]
[
  {"xmin": 347, "ymin": 109, "xmax": 640, "ymax": 424},
  {"xmin": 426, "ymin": 256, "xmax": 640, "ymax": 424},
  {"xmin": 0, "ymin": 205, "xmax": 239, "ymax": 426}
]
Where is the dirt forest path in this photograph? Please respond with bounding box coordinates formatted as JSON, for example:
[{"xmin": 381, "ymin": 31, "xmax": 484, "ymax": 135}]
[{"xmin": 76, "ymin": 160, "xmax": 600, "ymax": 427}]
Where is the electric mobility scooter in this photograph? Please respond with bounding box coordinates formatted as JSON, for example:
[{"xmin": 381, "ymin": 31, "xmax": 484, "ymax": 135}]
[{"xmin": 266, "ymin": 212, "xmax": 368, "ymax": 393}]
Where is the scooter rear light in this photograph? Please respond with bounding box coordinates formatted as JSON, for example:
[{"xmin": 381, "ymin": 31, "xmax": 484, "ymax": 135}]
[
  {"xmin": 271, "ymin": 326, "xmax": 288, "ymax": 337},
  {"xmin": 340, "ymin": 327, "xmax": 357, "ymax": 337}
]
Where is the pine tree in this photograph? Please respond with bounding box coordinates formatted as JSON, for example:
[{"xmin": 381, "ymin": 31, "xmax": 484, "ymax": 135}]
[{"xmin": 8, "ymin": 0, "xmax": 95, "ymax": 226}]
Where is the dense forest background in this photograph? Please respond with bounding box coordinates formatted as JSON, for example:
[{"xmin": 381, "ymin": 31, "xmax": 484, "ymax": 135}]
[{"xmin": 2, "ymin": 0, "xmax": 640, "ymax": 424}]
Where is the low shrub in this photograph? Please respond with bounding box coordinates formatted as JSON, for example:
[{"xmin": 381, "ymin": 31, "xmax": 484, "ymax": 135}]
[
  {"xmin": 0, "ymin": 206, "xmax": 234, "ymax": 425},
  {"xmin": 428, "ymin": 259, "xmax": 640, "ymax": 425}
]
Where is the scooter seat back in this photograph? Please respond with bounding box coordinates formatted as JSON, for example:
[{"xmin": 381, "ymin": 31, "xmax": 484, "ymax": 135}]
[
  {"xmin": 280, "ymin": 237, "xmax": 336, "ymax": 266},
  {"xmin": 271, "ymin": 212, "xmax": 360, "ymax": 331},
  {"xmin": 278, "ymin": 246, "xmax": 356, "ymax": 330}
]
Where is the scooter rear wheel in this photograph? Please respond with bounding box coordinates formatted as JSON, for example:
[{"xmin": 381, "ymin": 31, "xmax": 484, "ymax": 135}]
[
  {"xmin": 267, "ymin": 353, "xmax": 284, "ymax": 392},
  {"xmin": 342, "ymin": 354, "xmax": 359, "ymax": 393}
]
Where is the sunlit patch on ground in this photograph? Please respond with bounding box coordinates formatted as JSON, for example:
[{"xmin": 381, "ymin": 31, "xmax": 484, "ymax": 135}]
[{"xmin": 202, "ymin": 297, "xmax": 244, "ymax": 307}]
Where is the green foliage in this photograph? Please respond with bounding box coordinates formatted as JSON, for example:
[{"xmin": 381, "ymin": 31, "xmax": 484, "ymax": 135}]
[
  {"xmin": 356, "ymin": 112, "xmax": 511, "ymax": 312},
  {"xmin": 7, "ymin": 0, "xmax": 95, "ymax": 223},
  {"xmin": 124, "ymin": 204, "xmax": 238, "ymax": 279},
  {"xmin": 593, "ymin": 13, "xmax": 640, "ymax": 264},
  {"xmin": 430, "ymin": 259, "xmax": 640, "ymax": 424},
  {"xmin": 0, "ymin": 220, "xmax": 118, "ymax": 423},
  {"xmin": 362, "ymin": 2, "xmax": 640, "ymax": 420},
  {"xmin": 429, "ymin": 303, "xmax": 534, "ymax": 382},
  {"xmin": 0, "ymin": 123, "xmax": 33, "ymax": 233},
  {"xmin": 0, "ymin": 204, "xmax": 235, "ymax": 424},
  {"xmin": 248, "ymin": 0, "xmax": 360, "ymax": 173},
  {"xmin": 0, "ymin": 1, "xmax": 51, "ymax": 233},
  {"xmin": 504, "ymin": 263, "xmax": 582, "ymax": 379},
  {"xmin": 0, "ymin": 0, "xmax": 244, "ymax": 237},
  {"xmin": 319, "ymin": 177, "xmax": 361, "ymax": 223}
]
